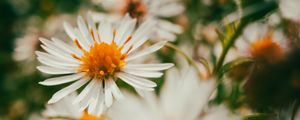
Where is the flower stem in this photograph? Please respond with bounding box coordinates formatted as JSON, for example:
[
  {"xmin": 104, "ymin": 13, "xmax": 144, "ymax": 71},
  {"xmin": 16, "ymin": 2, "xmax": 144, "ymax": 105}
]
[{"xmin": 213, "ymin": 22, "xmax": 246, "ymax": 76}]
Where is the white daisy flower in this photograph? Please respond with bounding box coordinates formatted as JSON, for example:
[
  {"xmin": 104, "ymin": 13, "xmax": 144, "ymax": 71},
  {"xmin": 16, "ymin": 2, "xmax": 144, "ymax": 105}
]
[
  {"xmin": 42, "ymin": 93, "xmax": 105, "ymax": 120},
  {"xmin": 36, "ymin": 13, "xmax": 174, "ymax": 116},
  {"xmin": 107, "ymin": 64, "xmax": 225, "ymax": 120},
  {"xmin": 93, "ymin": 0, "xmax": 185, "ymax": 41},
  {"xmin": 214, "ymin": 22, "xmax": 289, "ymax": 64}
]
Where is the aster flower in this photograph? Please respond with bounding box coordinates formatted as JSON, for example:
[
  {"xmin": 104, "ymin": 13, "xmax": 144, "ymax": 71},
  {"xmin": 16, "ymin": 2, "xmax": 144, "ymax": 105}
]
[
  {"xmin": 93, "ymin": 0, "xmax": 185, "ymax": 41},
  {"xmin": 42, "ymin": 93, "xmax": 105, "ymax": 120},
  {"xmin": 36, "ymin": 13, "xmax": 173, "ymax": 116},
  {"xmin": 107, "ymin": 63, "xmax": 238, "ymax": 120},
  {"xmin": 214, "ymin": 22, "xmax": 288, "ymax": 64}
]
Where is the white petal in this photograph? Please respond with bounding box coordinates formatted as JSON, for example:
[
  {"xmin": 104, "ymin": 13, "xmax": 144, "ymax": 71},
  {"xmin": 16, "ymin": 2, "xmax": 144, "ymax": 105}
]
[
  {"xmin": 36, "ymin": 51, "xmax": 80, "ymax": 66},
  {"xmin": 40, "ymin": 45, "xmax": 79, "ymax": 63},
  {"xmin": 156, "ymin": 28, "xmax": 177, "ymax": 41},
  {"xmin": 109, "ymin": 80, "xmax": 123, "ymax": 100},
  {"xmin": 51, "ymin": 38, "xmax": 83, "ymax": 57},
  {"xmin": 158, "ymin": 20, "xmax": 183, "ymax": 34},
  {"xmin": 126, "ymin": 41, "xmax": 166, "ymax": 62},
  {"xmin": 73, "ymin": 78, "xmax": 97, "ymax": 104},
  {"xmin": 48, "ymin": 77, "xmax": 89, "ymax": 104},
  {"xmin": 37, "ymin": 57, "xmax": 78, "ymax": 70},
  {"xmin": 37, "ymin": 66, "xmax": 76, "ymax": 75},
  {"xmin": 64, "ymin": 22, "xmax": 77, "ymax": 40},
  {"xmin": 78, "ymin": 80, "xmax": 100, "ymax": 111},
  {"xmin": 156, "ymin": 3, "xmax": 184, "ymax": 17},
  {"xmin": 123, "ymin": 19, "xmax": 155, "ymax": 53},
  {"xmin": 115, "ymin": 14, "xmax": 136, "ymax": 45},
  {"xmin": 98, "ymin": 21, "xmax": 113, "ymax": 43},
  {"xmin": 74, "ymin": 28, "xmax": 90, "ymax": 50},
  {"xmin": 88, "ymin": 88, "xmax": 100, "ymax": 115},
  {"xmin": 87, "ymin": 13, "xmax": 100, "ymax": 42},
  {"xmin": 77, "ymin": 16, "xmax": 93, "ymax": 46},
  {"xmin": 118, "ymin": 72, "xmax": 156, "ymax": 90},
  {"xmin": 124, "ymin": 63, "xmax": 174, "ymax": 71},
  {"xmin": 124, "ymin": 69, "xmax": 163, "ymax": 78},
  {"xmin": 39, "ymin": 73, "xmax": 85, "ymax": 86},
  {"xmin": 104, "ymin": 81, "xmax": 113, "ymax": 107}
]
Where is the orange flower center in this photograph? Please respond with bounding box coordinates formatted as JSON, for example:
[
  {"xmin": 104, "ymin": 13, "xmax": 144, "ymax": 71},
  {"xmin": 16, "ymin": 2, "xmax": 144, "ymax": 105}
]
[
  {"xmin": 75, "ymin": 41, "xmax": 127, "ymax": 79},
  {"xmin": 250, "ymin": 33, "xmax": 283, "ymax": 63},
  {"xmin": 122, "ymin": 0, "xmax": 147, "ymax": 20},
  {"xmin": 80, "ymin": 111, "xmax": 105, "ymax": 120}
]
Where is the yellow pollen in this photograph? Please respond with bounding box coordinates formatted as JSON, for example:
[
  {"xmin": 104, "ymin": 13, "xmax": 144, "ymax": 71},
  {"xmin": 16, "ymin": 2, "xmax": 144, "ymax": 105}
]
[
  {"xmin": 78, "ymin": 41, "xmax": 126, "ymax": 79},
  {"xmin": 80, "ymin": 111, "xmax": 105, "ymax": 120}
]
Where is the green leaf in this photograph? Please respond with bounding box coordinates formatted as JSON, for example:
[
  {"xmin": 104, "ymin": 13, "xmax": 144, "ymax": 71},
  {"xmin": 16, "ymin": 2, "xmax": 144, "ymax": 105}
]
[
  {"xmin": 243, "ymin": 113, "xmax": 275, "ymax": 120},
  {"xmin": 218, "ymin": 57, "xmax": 253, "ymax": 78}
]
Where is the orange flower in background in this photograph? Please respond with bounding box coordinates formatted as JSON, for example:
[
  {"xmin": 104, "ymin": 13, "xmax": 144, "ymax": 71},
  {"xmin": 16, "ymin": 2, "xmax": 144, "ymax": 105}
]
[{"xmin": 250, "ymin": 32, "xmax": 284, "ymax": 64}]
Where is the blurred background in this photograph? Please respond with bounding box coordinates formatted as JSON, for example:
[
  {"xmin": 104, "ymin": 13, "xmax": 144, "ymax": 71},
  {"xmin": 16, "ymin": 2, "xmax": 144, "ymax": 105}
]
[{"xmin": 1, "ymin": 0, "xmax": 300, "ymax": 119}]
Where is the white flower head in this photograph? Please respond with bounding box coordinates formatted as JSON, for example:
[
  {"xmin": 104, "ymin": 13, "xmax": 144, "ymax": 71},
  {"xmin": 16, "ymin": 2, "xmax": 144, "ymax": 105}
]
[
  {"xmin": 94, "ymin": 0, "xmax": 185, "ymax": 41},
  {"xmin": 214, "ymin": 22, "xmax": 289, "ymax": 64},
  {"xmin": 36, "ymin": 13, "xmax": 173, "ymax": 116},
  {"xmin": 107, "ymin": 65, "xmax": 217, "ymax": 120}
]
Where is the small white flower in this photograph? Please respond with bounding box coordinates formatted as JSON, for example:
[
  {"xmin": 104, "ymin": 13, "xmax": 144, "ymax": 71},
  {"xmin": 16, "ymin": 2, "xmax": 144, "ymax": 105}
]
[
  {"xmin": 93, "ymin": 0, "xmax": 185, "ymax": 41},
  {"xmin": 36, "ymin": 13, "xmax": 173, "ymax": 116},
  {"xmin": 107, "ymin": 65, "xmax": 219, "ymax": 120}
]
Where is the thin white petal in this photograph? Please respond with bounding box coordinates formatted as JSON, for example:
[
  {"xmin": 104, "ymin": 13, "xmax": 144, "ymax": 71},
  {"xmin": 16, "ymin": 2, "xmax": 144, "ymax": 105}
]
[
  {"xmin": 115, "ymin": 14, "xmax": 136, "ymax": 45},
  {"xmin": 77, "ymin": 16, "xmax": 93, "ymax": 46},
  {"xmin": 64, "ymin": 22, "xmax": 77, "ymax": 40},
  {"xmin": 88, "ymin": 88, "xmax": 100, "ymax": 115},
  {"xmin": 126, "ymin": 41, "xmax": 166, "ymax": 62},
  {"xmin": 87, "ymin": 13, "xmax": 100, "ymax": 42},
  {"xmin": 98, "ymin": 21, "xmax": 113, "ymax": 43},
  {"xmin": 37, "ymin": 66, "xmax": 76, "ymax": 75},
  {"xmin": 74, "ymin": 28, "xmax": 89, "ymax": 50},
  {"xmin": 109, "ymin": 80, "xmax": 123, "ymax": 100},
  {"xmin": 124, "ymin": 63, "xmax": 174, "ymax": 71},
  {"xmin": 40, "ymin": 45, "xmax": 79, "ymax": 63},
  {"xmin": 156, "ymin": 3, "xmax": 184, "ymax": 17},
  {"xmin": 37, "ymin": 57, "xmax": 78, "ymax": 69},
  {"xmin": 73, "ymin": 78, "xmax": 97, "ymax": 104},
  {"xmin": 36, "ymin": 51, "xmax": 80, "ymax": 66},
  {"xmin": 52, "ymin": 37, "xmax": 83, "ymax": 57},
  {"xmin": 118, "ymin": 73, "xmax": 156, "ymax": 91},
  {"xmin": 78, "ymin": 80, "xmax": 100, "ymax": 111},
  {"xmin": 122, "ymin": 19, "xmax": 155, "ymax": 53},
  {"xmin": 124, "ymin": 69, "xmax": 163, "ymax": 78},
  {"xmin": 104, "ymin": 80, "xmax": 113, "ymax": 107},
  {"xmin": 48, "ymin": 77, "xmax": 89, "ymax": 104},
  {"xmin": 39, "ymin": 73, "xmax": 85, "ymax": 86}
]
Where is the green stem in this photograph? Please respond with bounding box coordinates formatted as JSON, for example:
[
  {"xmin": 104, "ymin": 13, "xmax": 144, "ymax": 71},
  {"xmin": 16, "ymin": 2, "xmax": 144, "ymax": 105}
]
[{"xmin": 213, "ymin": 22, "xmax": 246, "ymax": 75}]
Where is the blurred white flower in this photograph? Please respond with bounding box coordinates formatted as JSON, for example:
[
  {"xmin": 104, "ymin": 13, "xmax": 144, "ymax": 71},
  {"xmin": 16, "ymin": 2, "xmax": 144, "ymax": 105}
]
[
  {"xmin": 279, "ymin": 0, "xmax": 300, "ymax": 22},
  {"xmin": 36, "ymin": 13, "xmax": 173, "ymax": 116},
  {"xmin": 13, "ymin": 28, "xmax": 40, "ymax": 62},
  {"xmin": 107, "ymin": 63, "xmax": 224, "ymax": 120},
  {"xmin": 93, "ymin": 0, "xmax": 185, "ymax": 41}
]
